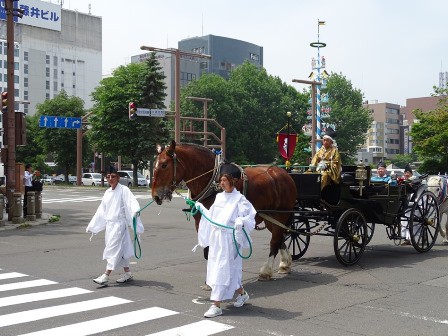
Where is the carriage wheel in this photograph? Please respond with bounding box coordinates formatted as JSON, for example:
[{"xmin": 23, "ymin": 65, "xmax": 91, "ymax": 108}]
[
  {"xmin": 334, "ymin": 208, "xmax": 368, "ymax": 266},
  {"xmin": 283, "ymin": 214, "xmax": 311, "ymax": 260},
  {"xmin": 366, "ymin": 222, "xmax": 375, "ymax": 245},
  {"xmin": 410, "ymin": 191, "xmax": 440, "ymax": 253}
]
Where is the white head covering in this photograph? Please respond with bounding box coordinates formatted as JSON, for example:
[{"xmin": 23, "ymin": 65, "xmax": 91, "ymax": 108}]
[{"xmin": 322, "ymin": 134, "xmax": 334, "ymax": 143}]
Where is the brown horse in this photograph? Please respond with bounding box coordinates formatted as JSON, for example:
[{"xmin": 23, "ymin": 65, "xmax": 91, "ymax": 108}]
[{"xmin": 152, "ymin": 140, "xmax": 297, "ymax": 280}]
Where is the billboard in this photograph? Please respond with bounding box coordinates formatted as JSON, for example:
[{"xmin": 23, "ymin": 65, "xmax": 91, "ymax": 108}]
[{"xmin": 0, "ymin": 0, "xmax": 61, "ymax": 31}]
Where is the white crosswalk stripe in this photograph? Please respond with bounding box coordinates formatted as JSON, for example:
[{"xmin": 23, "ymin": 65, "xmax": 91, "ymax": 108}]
[
  {"xmin": 0, "ymin": 270, "xmax": 234, "ymax": 335},
  {"xmin": 146, "ymin": 320, "xmax": 234, "ymax": 336}
]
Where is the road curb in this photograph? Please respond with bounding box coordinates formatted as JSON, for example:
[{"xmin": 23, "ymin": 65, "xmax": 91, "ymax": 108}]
[{"xmin": 0, "ymin": 213, "xmax": 54, "ymax": 231}]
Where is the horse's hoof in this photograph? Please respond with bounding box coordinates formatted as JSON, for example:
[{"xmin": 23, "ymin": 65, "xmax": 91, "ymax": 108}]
[
  {"xmin": 278, "ymin": 267, "xmax": 290, "ymax": 274},
  {"xmin": 258, "ymin": 274, "xmax": 271, "ymax": 281}
]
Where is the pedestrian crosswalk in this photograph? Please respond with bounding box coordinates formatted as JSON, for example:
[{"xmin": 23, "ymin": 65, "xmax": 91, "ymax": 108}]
[{"xmin": 0, "ymin": 268, "xmax": 234, "ymax": 336}]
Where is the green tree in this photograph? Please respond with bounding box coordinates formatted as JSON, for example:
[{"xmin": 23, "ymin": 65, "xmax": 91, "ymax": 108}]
[
  {"xmin": 16, "ymin": 114, "xmax": 48, "ymax": 172},
  {"xmin": 33, "ymin": 91, "xmax": 87, "ymax": 183},
  {"xmin": 89, "ymin": 56, "xmax": 170, "ymax": 185},
  {"xmin": 324, "ymin": 73, "xmax": 372, "ymax": 164},
  {"xmin": 410, "ymin": 88, "xmax": 448, "ymax": 172},
  {"xmin": 390, "ymin": 153, "xmax": 418, "ymax": 169},
  {"xmin": 180, "ymin": 62, "xmax": 308, "ymax": 164}
]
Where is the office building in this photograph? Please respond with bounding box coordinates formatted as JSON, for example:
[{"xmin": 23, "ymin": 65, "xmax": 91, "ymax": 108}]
[
  {"xmin": 0, "ymin": 0, "xmax": 101, "ymax": 120},
  {"xmin": 363, "ymin": 101, "xmax": 401, "ymax": 165},
  {"xmin": 132, "ymin": 34, "xmax": 263, "ymax": 109}
]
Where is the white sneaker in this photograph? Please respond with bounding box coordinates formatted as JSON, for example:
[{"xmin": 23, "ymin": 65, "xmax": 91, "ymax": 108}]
[
  {"xmin": 116, "ymin": 272, "xmax": 133, "ymax": 283},
  {"xmin": 93, "ymin": 273, "xmax": 109, "ymax": 285},
  {"xmin": 204, "ymin": 304, "xmax": 222, "ymax": 318},
  {"xmin": 234, "ymin": 292, "xmax": 249, "ymax": 307}
]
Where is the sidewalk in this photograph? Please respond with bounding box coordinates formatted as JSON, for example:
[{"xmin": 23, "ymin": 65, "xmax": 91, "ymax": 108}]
[{"xmin": 0, "ymin": 213, "xmax": 53, "ymax": 231}]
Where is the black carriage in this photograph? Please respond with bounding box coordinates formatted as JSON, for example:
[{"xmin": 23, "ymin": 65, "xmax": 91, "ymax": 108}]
[{"xmin": 281, "ymin": 165, "xmax": 440, "ymax": 266}]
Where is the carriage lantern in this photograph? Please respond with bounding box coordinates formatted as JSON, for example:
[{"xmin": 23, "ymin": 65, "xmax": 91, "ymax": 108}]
[{"xmin": 355, "ymin": 161, "xmax": 367, "ymax": 196}]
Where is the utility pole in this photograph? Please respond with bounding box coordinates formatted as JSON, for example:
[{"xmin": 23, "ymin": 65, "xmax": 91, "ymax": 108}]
[{"xmin": 4, "ymin": 1, "xmax": 23, "ymax": 220}]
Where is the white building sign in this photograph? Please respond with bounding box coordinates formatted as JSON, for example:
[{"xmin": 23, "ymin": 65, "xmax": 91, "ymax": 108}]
[{"xmin": 0, "ymin": 0, "xmax": 61, "ymax": 31}]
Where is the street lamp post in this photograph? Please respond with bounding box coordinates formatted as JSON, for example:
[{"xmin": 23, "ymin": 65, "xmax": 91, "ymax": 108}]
[
  {"xmin": 140, "ymin": 46, "xmax": 211, "ymax": 143},
  {"xmin": 186, "ymin": 96, "xmax": 213, "ymax": 147}
]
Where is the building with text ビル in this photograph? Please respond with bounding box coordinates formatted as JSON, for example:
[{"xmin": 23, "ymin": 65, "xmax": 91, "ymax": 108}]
[{"xmin": 0, "ymin": 0, "xmax": 101, "ymax": 150}]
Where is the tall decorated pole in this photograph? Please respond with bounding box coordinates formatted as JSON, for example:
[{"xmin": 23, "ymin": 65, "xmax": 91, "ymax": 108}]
[{"xmin": 310, "ymin": 20, "xmax": 327, "ymax": 152}]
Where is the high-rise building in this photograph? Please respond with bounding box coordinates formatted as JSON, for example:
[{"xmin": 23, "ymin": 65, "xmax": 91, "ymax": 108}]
[
  {"xmin": 363, "ymin": 101, "xmax": 401, "ymax": 165},
  {"xmin": 0, "ymin": 0, "xmax": 101, "ymax": 119},
  {"xmin": 132, "ymin": 35, "xmax": 263, "ymax": 109},
  {"xmin": 178, "ymin": 34, "xmax": 263, "ymax": 79}
]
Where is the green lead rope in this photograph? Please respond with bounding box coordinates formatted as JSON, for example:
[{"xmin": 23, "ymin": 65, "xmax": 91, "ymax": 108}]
[
  {"xmin": 185, "ymin": 198, "xmax": 253, "ymax": 259},
  {"xmin": 132, "ymin": 199, "xmax": 155, "ymax": 259}
]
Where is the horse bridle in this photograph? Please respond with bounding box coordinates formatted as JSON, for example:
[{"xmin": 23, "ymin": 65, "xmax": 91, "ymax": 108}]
[{"xmin": 166, "ymin": 148, "xmax": 221, "ymax": 202}]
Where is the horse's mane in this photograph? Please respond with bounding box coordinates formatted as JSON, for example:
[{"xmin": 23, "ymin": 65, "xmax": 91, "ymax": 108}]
[{"xmin": 176, "ymin": 143, "xmax": 216, "ymax": 160}]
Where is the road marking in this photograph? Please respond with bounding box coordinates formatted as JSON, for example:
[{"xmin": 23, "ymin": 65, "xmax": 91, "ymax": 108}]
[
  {"xmin": 0, "ymin": 296, "xmax": 131, "ymax": 327},
  {"xmin": 363, "ymin": 305, "xmax": 448, "ymax": 324},
  {"xmin": 0, "ymin": 272, "xmax": 28, "ymax": 280},
  {"xmin": 0, "ymin": 287, "xmax": 92, "ymax": 307},
  {"xmin": 0, "ymin": 279, "xmax": 57, "ymax": 292},
  {"xmin": 146, "ymin": 320, "xmax": 234, "ymax": 335},
  {"xmin": 17, "ymin": 307, "xmax": 178, "ymax": 336}
]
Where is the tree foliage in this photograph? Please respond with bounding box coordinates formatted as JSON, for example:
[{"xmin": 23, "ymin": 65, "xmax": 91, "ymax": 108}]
[
  {"xmin": 410, "ymin": 88, "xmax": 448, "ymax": 172},
  {"xmin": 32, "ymin": 91, "xmax": 88, "ymax": 182},
  {"xmin": 89, "ymin": 54, "xmax": 170, "ymax": 185},
  {"xmin": 180, "ymin": 62, "xmax": 308, "ymax": 164},
  {"xmin": 325, "ymin": 73, "xmax": 372, "ymax": 164}
]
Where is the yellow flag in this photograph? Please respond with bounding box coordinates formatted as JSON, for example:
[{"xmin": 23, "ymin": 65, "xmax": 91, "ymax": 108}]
[{"xmin": 318, "ymin": 21, "xmax": 326, "ymax": 26}]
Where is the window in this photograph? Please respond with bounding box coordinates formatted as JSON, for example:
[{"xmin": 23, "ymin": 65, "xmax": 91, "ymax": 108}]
[
  {"xmin": 46, "ymin": 68, "xmax": 50, "ymax": 77},
  {"xmin": 14, "ymin": 62, "xmax": 19, "ymax": 70},
  {"xmin": 53, "ymin": 56, "xmax": 58, "ymax": 66},
  {"xmin": 53, "ymin": 68, "xmax": 57, "ymax": 79},
  {"xmin": 24, "ymin": 77, "xmax": 28, "ymax": 87},
  {"xmin": 46, "ymin": 93, "xmax": 50, "ymax": 100},
  {"xmin": 24, "ymin": 51, "xmax": 28, "ymax": 61},
  {"xmin": 14, "ymin": 88, "xmax": 19, "ymax": 97},
  {"xmin": 24, "ymin": 90, "xmax": 28, "ymax": 100},
  {"xmin": 53, "ymin": 81, "xmax": 57, "ymax": 91},
  {"xmin": 24, "ymin": 64, "xmax": 28, "ymax": 74},
  {"xmin": 14, "ymin": 48, "xmax": 19, "ymax": 57},
  {"xmin": 46, "ymin": 55, "xmax": 50, "ymax": 65},
  {"xmin": 46, "ymin": 80, "xmax": 50, "ymax": 90},
  {"xmin": 14, "ymin": 75, "xmax": 19, "ymax": 84}
]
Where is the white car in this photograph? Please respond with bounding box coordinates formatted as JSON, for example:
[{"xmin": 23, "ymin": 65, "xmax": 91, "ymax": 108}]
[
  {"xmin": 117, "ymin": 171, "xmax": 148, "ymax": 187},
  {"xmin": 81, "ymin": 173, "xmax": 109, "ymax": 186},
  {"xmin": 42, "ymin": 177, "xmax": 54, "ymax": 185}
]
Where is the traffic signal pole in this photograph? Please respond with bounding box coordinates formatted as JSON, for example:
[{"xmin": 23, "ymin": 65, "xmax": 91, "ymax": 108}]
[{"xmin": 5, "ymin": 0, "xmax": 16, "ymax": 221}]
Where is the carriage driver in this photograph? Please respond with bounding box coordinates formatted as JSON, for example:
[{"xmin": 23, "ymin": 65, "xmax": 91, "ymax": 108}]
[{"xmin": 310, "ymin": 130, "xmax": 342, "ymax": 191}]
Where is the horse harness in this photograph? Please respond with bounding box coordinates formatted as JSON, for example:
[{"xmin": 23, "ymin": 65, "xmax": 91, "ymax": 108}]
[{"xmin": 166, "ymin": 147, "xmax": 248, "ymax": 203}]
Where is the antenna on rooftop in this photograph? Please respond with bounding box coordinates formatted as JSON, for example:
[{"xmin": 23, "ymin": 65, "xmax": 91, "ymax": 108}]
[{"xmin": 88, "ymin": 4, "xmax": 91, "ymax": 14}]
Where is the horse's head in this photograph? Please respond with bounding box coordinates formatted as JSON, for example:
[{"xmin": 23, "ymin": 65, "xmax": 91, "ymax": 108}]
[
  {"xmin": 427, "ymin": 175, "xmax": 447, "ymax": 204},
  {"xmin": 152, "ymin": 140, "xmax": 185, "ymax": 205}
]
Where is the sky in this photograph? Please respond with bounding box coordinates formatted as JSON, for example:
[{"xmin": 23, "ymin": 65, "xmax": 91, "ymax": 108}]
[{"xmin": 58, "ymin": 0, "xmax": 448, "ymax": 106}]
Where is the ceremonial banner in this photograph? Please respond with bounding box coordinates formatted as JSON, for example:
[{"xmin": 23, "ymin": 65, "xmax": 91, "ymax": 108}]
[{"xmin": 277, "ymin": 133, "xmax": 297, "ymax": 160}]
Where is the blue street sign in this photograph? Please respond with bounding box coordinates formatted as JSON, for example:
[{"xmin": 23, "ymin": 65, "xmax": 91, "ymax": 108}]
[{"xmin": 39, "ymin": 116, "xmax": 82, "ymax": 129}]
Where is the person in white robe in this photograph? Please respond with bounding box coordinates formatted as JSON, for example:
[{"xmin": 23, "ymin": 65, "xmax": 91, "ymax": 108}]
[
  {"xmin": 86, "ymin": 170, "xmax": 144, "ymax": 285},
  {"xmin": 195, "ymin": 173, "xmax": 256, "ymax": 318}
]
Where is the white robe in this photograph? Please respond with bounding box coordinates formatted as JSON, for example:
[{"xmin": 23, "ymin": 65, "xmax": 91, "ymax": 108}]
[
  {"xmin": 197, "ymin": 188, "xmax": 256, "ymax": 301},
  {"xmin": 86, "ymin": 184, "xmax": 144, "ymax": 270}
]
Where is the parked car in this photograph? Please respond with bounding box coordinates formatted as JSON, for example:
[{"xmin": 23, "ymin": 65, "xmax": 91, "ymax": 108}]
[
  {"xmin": 117, "ymin": 170, "xmax": 148, "ymax": 187},
  {"xmin": 68, "ymin": 176, "xmax": 77, "ymax": 185},
  {"xmin": 81, "ymin": 173, "xmax": 109, "ymax": 186},
  {"xmin": 42, "ymin": 176, "xmax": 55, "ymax": 185}
]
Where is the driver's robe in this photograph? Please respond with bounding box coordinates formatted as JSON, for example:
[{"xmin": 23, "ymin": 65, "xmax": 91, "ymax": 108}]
[
  {"xmin": 197, "ymin": 189, "xmax": 256, "ymax": 301},
  {"xmin": 86, "ymin": 184, "xmax": 144, "ymax": 270}
]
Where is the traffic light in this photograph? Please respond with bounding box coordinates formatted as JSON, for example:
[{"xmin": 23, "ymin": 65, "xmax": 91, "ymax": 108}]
[
  {"xmin": 1, "ymin": 91, "xmax": 7, "ymax": 113},
  {"xmin": 128, "ymin": 102, "xmax": 137, "ymax": 120}
]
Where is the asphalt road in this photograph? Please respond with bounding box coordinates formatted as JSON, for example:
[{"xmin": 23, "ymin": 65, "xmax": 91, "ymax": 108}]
[{"xmin": 0, "ymin": 186, "xmax": 448, "ymax": 335}]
